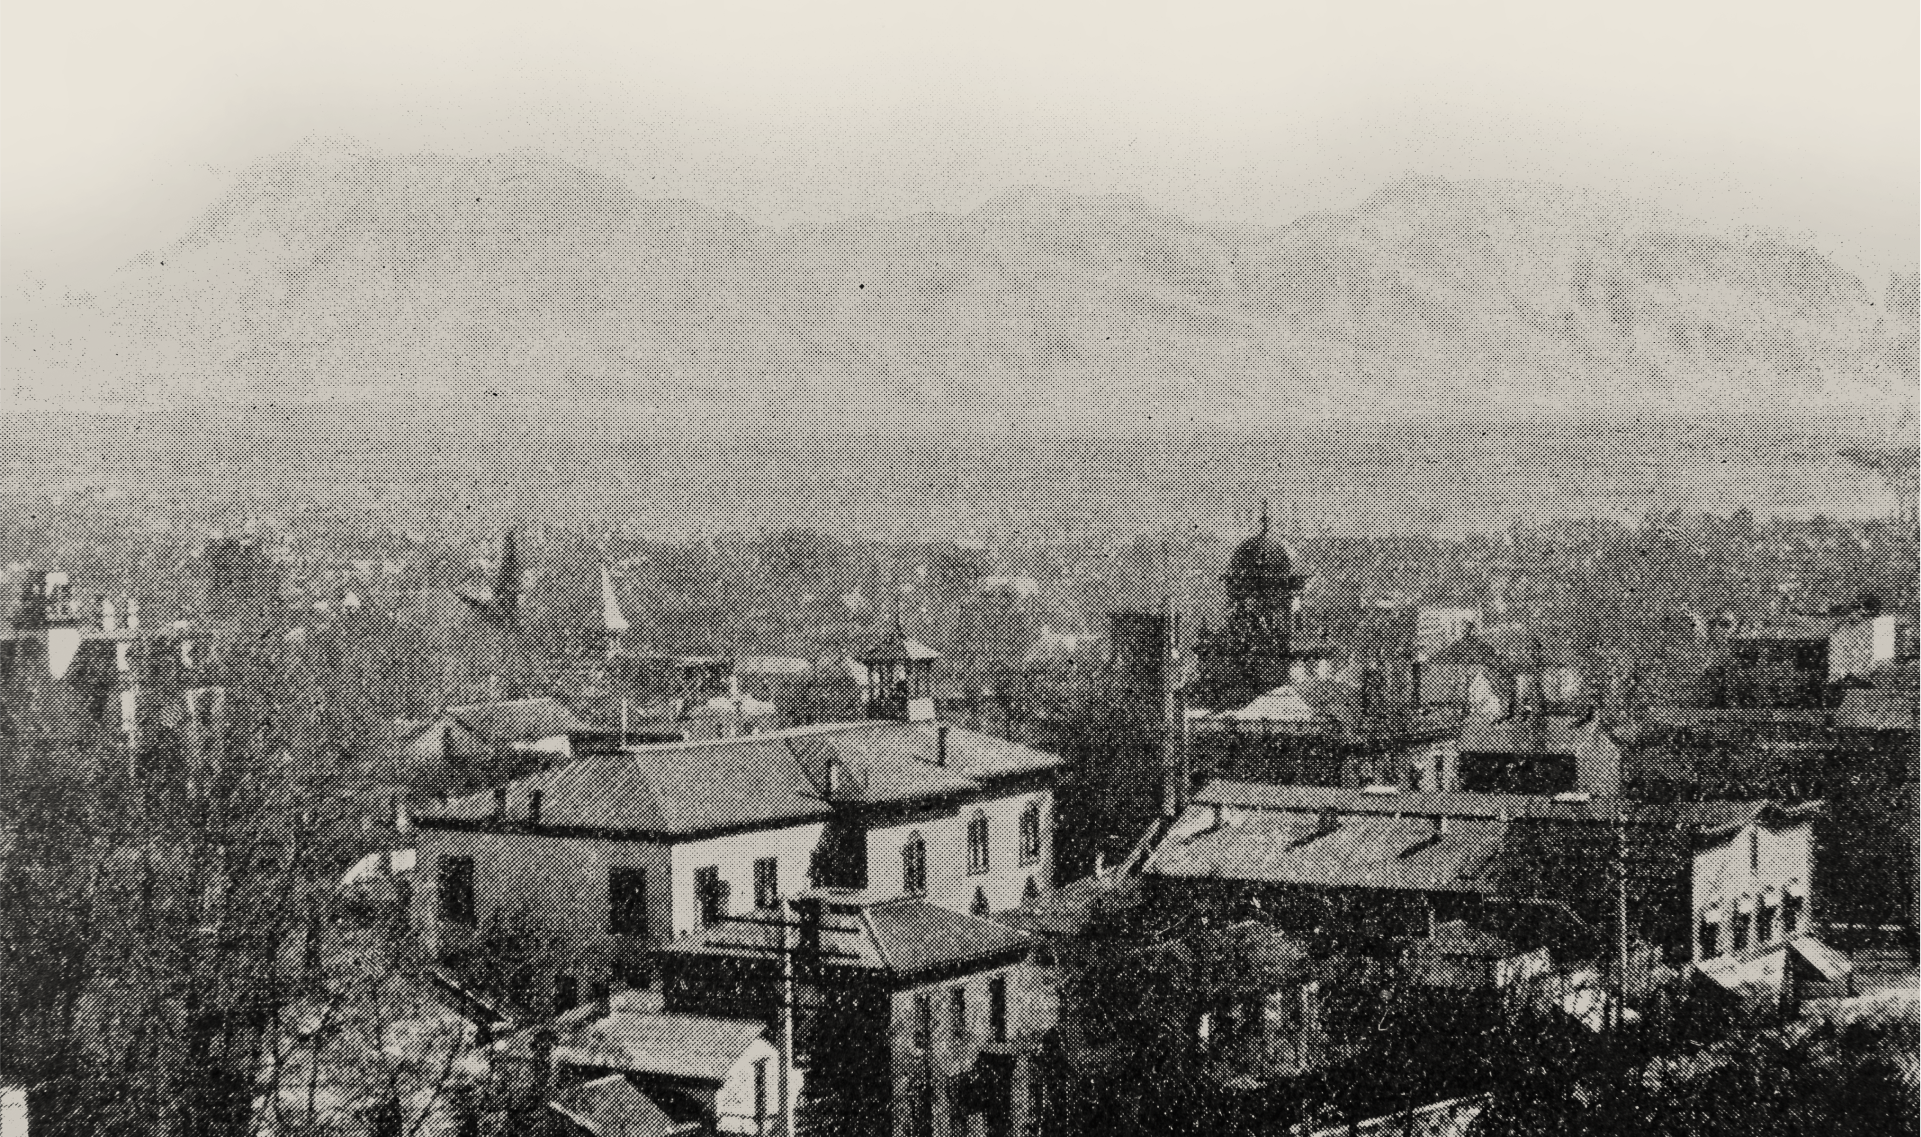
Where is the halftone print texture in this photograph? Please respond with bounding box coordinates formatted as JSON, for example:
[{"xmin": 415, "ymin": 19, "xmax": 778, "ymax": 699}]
[{"xmin": 2, "ymin": 138, "xmax": 1915, "ymax": 1137}]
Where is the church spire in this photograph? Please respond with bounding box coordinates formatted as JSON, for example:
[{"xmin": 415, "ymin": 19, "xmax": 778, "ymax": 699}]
[{"xmin": 494, "ymin": 529, "xmax": 522, "ymax": 618}]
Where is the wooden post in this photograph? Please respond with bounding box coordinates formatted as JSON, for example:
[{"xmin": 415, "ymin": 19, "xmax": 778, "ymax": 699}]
[{"xmin": 779, "ymin": 898, "xmax": 795, "ymax": 1137}]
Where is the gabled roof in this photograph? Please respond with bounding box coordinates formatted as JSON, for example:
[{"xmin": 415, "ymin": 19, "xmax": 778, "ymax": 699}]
[
  {"xmin": 1459, "ymin": 712, "xmax": 1600, "ymax": 758},
  {"xmin": 1217, "ymin": 686, "xmax": 1324, "ymax": 724},
  {"xmin": 419, "ymin": 720, "xmax": 1061, "ymax": 840},
  {"xmin": 1190, "ymin": 780, "xmax": 1768, "ymax": 830},
  {"xmin": 660, "ymin": 892, "xmax": 1031, "ymax": 978}
]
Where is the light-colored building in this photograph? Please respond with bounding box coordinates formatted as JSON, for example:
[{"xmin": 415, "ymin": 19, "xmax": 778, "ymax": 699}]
[
  {"xmin": 413, "ymin": 715, "xmax": 1061, "ymax": 1004},
  {"xmin": 1828, "ymin": 613, "xmax": 1915, "ymax": 682},
  {"xmin": 659, "ymin": 887, "xmax": 1053, "ymax": 1137},
  {"xmin": 1143, "ymin": 782, "xmax": 1829, "ymax": 976}
]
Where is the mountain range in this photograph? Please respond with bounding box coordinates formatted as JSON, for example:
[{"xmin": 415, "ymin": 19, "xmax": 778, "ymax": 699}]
[{"xmin": 5, "ymin": 137, "xmax": 1915, "ymax": 436}]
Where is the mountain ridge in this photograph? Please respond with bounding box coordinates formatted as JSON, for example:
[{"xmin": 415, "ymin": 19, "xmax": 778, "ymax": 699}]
[{"xmin": 6, "ymin": 138, "xmax": 1914, "ymax": 437}]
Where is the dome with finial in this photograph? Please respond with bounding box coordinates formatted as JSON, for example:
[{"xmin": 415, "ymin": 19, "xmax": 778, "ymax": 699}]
[{"xmin": 1224, "ymin": 503, "xmax": 1301, "ymax": 602}]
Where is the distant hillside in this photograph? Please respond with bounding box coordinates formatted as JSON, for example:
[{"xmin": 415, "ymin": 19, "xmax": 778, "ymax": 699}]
[{"xmin": 5, "ymin": 138, "xmax": 1915, "ymax": 434}]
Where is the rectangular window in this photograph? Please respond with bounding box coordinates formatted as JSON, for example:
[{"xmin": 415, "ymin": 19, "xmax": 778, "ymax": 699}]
[
  {"xmin": 914, "ymin": 993, "xmax": 933, "ymax": 1050},
  {"xmin": 754, "ymin": 857, "xmax": 780, "ymax": 910},
  {"xmin": 1784, "ymin": 894, "xmax": 1805, "ymax": 935},
  {"xmin": 988, "ymin": 975, "xmax": 1007, "ymax": 1043},
  {"xmin": 609, "ymin": 867, "xmax": 648, "ymax": 937},
  {"xmin": 1758, "ymin": 901, "xmax": 1777, "ymax": 945},
  {"xmin": 552, "ymin": 973, "xmax": 577, "ymax": 1016},
  {"xmin": 1020, "ymin": 804, "xmax": 1042, "ymax": 866},
  {"xmin": 437, "ymin": 855, "xmax": 475, "ymax": 925},
  {"xmin": 696, "ymin": 867, "xmax": 729, "ymax": 928},
  {"xmin": 1699, "ymin": 914, "xmax": 1718, "ymax": 959},
  {"xmin": 1732, "ymin": 908, "xmax": 1750, "ymax": 953},
  {"xmin": 951, "ymin": 986, "xmax": 968, "ymax": 1040}
]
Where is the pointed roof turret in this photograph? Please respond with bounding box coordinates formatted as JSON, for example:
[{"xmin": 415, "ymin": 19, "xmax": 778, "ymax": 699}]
[
  {"xmin": 494, "ymin": 529, "xmax": 522, "ymax": 618},
  {"xmin": 600, "ymin": 565, "xmax": 630, "ymax": 634},
  {"xmin": 859, "ymin": 605, "xmax": 940, "ymax": 666}
]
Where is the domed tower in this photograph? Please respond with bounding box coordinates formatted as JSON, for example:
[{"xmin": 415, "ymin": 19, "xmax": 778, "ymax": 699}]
[{"xmin": 1193, "ymin": 505, "xmax": 1313, "ymax": 710}]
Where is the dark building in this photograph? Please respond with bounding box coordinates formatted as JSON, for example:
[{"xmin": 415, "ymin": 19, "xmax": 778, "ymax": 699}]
[{"xmin": 1190, "ymin": 509, "xmax": 1332, "ymax": 713}]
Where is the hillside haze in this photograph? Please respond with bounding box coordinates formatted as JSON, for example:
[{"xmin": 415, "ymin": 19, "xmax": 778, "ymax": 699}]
[{"xmin": 6, "ymin": 138, "xmax": 1915, "ymax": 436}]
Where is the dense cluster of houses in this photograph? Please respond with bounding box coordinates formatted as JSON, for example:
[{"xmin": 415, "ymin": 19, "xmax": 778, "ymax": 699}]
[{"xmin": 2, "ymin": 512, "xmax": 1911, "ymax": 1137}]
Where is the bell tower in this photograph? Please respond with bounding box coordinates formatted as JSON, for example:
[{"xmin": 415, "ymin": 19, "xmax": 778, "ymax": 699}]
[{"xmin": 858, "ymin": 611, "xmax": 940, "ymax": 723}]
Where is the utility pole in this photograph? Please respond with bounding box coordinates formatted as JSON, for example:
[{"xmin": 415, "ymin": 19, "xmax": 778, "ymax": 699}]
[
  {"xmin": 779, "ymin": 897, "xmax": 794, "ymax": 1137},
  {"xmin": 1613, "ymin": 803, "xmax": 1629, "ymax": 1034}
]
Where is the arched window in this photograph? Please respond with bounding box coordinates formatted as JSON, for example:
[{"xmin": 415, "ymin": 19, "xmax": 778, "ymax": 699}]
[
  {"xmin": 967, "ymin": 811, "xmax": 990, "ymax": 876},
  {"xmin": 903, "ymin": 833, "xmax": 927, "ymax": 897},
  {"xmin": 1019, "ymin": 801, "xmax": 1042, "ymax": 866}
]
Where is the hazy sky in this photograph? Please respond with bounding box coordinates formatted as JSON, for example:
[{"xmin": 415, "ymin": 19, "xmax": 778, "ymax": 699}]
[{"xmin": 3, "ymin": 0, "xmax": 1916, "ymax": 292}]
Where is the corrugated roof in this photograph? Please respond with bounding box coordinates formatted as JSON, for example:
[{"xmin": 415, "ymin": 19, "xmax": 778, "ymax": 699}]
[
  {"xmin": 1191, "ymin": 780, "xmax": 1765, "ymax": 829},
  {"xmin": 1147, "ymin": 810, "xmax": 1509, "ymax": 894},
  {"xmin": 421, "ymin": 720, "xmax": 1062, "ymax": 838}
]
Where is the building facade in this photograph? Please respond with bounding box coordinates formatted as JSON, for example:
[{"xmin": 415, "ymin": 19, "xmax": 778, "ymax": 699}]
[{"xmin": 413, "ymin": 716, "xmax": 1061, "ymax": 1009}]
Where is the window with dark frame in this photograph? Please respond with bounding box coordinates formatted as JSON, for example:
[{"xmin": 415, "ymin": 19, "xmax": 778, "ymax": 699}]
[
  {"xmin": 696, "ymin": 867, "xmax": 729, "ymax": 928},
  {"xmin": 1758, "ymin": 898, "xmax": 1777, "ymax": 944},
  {"xmin": 1019, "ymin": 801, "xmax": 1042, "ymax": 866},
  {"xmin": 967, "ymin": 811, "xmax": 990, "ymax": 875},
  {"xmin": 437, "ymin": 855, "xmax": 475, "ymax": 925},
  {"xmin": 988, "ymin": 975, "xmax": 1007, "ymax": 1042},
  {"xmin": 754, "ymin": 857, "xmax": 779, "ymax": 910},
  {"xmin": 951, "ymin": 986, "xmax": 967, "ymax": 1040},
  {"xmin": 1732, "ymin": 903, "xmax": 1750, "ymax": 953},
  {"xmin": 1699, "ymin": 913, "xmax": 1718, "ymax": 958},
  {"xmin": 914, "ymin": 993, "xmax": 933, "ymax": 1050},
  {"xmin": 1784, "ymin": 892, "xmax": 1804, "ymax": 934},
  {"xmin": 609, "ymin": 866, "xmax": 648, "ymax": 937},
  {"xmin": 904, "ymin": 833, "xmax": 928, "ymax": 896}
]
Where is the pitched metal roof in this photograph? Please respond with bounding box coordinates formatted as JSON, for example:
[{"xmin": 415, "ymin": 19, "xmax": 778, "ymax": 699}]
[
  {"xmin": 419, "ymin": 720, "xmax": 1062, "ymax": 838},
  {"xmin": 550, "ymin": 1075, "xmax": 688, "ymax": 1137},
  {"xmin": 552, "ymin": 1011, "xmax": 766, "ymax": 1083},
  {"xmin": 1191, "ymin": 780, "xmax": 1766, "ymax": 829},
  {"xmin": 1146, "ymin": 809, "xmax": 1509, "ymax": 894}
]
